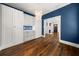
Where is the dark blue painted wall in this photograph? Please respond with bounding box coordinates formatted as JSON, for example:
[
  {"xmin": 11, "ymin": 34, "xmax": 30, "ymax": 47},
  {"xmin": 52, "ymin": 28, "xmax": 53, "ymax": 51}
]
[{"xmin": 42, "ymin": 3, "xmax": 79, "ymax": 44}]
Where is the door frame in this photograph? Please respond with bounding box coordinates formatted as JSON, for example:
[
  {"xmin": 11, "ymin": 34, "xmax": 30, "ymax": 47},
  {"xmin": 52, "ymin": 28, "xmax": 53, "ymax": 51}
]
[{"xmin": 43, "ymin": 15, "xmax": 61, "ymax": 40}]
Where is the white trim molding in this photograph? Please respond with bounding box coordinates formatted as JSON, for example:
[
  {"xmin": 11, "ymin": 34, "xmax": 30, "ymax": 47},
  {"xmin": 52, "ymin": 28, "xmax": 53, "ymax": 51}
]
[
  {"xmin": 42, "ymin": 35, "xmax": 45, "ymax": 37},
  {"xmin": 57, "ymin": 15, "xmax": 79, "ymax": 48},
  {"xmin": 59, "ymin": 39, "xmax": 79, "ymax": 48},
  {"xmin": 0, "ymin": 41, "xmax": 24, "ymax": 51}
]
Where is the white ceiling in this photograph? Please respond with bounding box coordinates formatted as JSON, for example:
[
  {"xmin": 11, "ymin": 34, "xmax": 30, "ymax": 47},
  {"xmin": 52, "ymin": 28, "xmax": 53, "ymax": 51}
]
[{"xmin": 6, "ymin": 3, "xmax": 70, "ymax": 15}]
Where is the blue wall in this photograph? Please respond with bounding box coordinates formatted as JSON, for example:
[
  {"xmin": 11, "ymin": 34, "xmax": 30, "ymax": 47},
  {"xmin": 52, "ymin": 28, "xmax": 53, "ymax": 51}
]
[{"xmin": 42, "ymin": 3, "xmax": 79, "ymax": 44}]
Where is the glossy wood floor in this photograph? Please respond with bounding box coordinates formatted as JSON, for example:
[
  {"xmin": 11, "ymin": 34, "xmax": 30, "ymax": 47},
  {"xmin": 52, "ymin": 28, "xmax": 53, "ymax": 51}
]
[{"xmin": 0, "ymin": 33, "xmax": 79, "ymax": 56}]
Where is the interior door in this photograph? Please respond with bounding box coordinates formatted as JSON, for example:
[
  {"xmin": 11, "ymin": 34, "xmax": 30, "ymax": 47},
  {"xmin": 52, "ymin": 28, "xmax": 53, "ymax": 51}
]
[
  {"xmin": 13, "ymin": 8, "xmax": 24, "ymax": 45},
  {"xmin": 53, "ymin": 24, "xmax": 58, "ymax": 32}
]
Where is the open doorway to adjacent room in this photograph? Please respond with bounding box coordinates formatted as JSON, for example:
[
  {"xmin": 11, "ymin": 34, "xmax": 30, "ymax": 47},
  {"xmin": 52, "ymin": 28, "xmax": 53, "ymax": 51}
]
[
  {"xmin": 44, "ymin": 16, "xmax": 61, "ymax": 40},
  {"xmin": 53, "ymin": 24, "xmax": 58, "ymax": 33}
]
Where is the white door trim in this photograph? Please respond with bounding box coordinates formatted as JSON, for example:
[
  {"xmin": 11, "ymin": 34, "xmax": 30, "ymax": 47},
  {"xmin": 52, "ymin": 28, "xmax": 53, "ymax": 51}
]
[{"xmin": 56, "ymin": 15, "xmax": 79, "ymax": 48}]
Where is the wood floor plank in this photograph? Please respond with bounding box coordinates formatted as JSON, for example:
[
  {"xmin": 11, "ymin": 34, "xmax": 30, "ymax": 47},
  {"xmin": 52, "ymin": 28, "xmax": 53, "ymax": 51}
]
[{"xmin": 0, "ymin": 33, "xmax": 79, "ymax": 56}]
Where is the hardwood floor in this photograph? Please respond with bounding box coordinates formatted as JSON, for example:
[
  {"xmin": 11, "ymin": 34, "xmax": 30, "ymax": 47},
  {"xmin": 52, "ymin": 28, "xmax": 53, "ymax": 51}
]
[{"xmin": 0, "ymin": 33, "xmax": 79, "ymax": 56}]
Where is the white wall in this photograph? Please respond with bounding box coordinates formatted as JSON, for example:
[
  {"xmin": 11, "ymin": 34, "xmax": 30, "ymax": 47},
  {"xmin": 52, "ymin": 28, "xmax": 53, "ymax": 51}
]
[
  {"xmin": 34, "ymin": 9, "xmax": 42, "ymax": 38},
  {"xmin": 44, "ymin": 18, "xmax": 54, "ymax": 34},
  {"xmin": 0, "ymin": 5, "xmax": 2, "ymax": 46},
  {"xmin": 24, "ymin": 14, "xmax": 35, "ymax": 30},
  {"xmin": 24, "ymin": 10, "xmax": 42, "ymax": 39},
  {"xmin": 24, "ymin": 14, "xmax": 34, "ymax": 26},
  {"xmin": 24, "ymin": 9, "xmax": 43, "ymax": 40},
  {"xmin": 44, "ymin": 20, "xmax": 47, "ymax": 36},
  {"xmin": 46, "ymin": 19, "xmax": 54, "ymax": 34},
  {"xmin": 24, "ymin": 14, "xmax": 35, "ymax": 42}
]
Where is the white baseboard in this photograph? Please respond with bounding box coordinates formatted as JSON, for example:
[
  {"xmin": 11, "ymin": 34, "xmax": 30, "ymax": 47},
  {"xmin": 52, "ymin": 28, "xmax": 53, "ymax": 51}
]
[
  {"xmin": 0, "ymin": 41, "xmax": 24, "ymax": 51},
  {"xmin": 59, "ymin": 39, "xmax": 79, "ymax": 48},
  {"xmin": 42, "ymin": 35, "xmax": 45, "ymax": 37},
  {"xmin": 35, "ymin": 35, "xmax": 42, "ymax": 38}
]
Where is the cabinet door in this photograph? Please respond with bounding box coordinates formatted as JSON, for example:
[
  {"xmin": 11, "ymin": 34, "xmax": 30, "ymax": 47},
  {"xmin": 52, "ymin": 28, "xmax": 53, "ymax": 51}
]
[
  {"xmin": 2, "ymin": 5, "xmax": 13, "ymax": 47},
  {"xmin": 13, "ymin": 8, "xmax": 24, "ymax": 45}
]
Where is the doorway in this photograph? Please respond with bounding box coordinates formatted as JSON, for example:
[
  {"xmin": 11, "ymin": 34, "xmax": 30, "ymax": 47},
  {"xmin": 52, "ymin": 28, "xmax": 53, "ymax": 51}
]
[
  {"xmin": 44, "ymin": 16, "xmax": 61, "ymax": 40},
  {"xmin": 53, "ymin": 24, "xmax": 58, "ymax": 32},
  {"xmin": 53, "ymin": 16, "xmax": 61, "ymax": 40}
]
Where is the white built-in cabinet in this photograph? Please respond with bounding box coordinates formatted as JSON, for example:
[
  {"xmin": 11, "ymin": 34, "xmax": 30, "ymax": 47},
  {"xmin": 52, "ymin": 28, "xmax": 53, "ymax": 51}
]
[
  {"xmin": 2, "ymin": 4, "xmax": 13, "ymax": 48},
  {"xmin": 12, "ymin": 7, "xmax": 24, "ymax": 45},
  {"xmin": 0, "ymin": 4, "xmax": 24, "ymax": 50}
]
